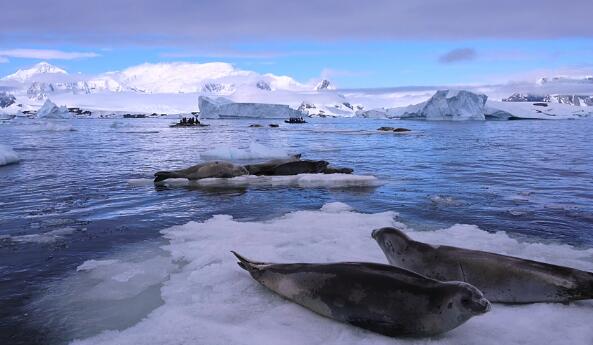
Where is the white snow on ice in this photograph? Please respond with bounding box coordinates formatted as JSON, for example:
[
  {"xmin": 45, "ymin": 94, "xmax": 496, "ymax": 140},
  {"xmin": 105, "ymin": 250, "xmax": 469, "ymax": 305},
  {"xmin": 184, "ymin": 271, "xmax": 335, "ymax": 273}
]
[
  {"xmin": 0, "ymin": 144, "xmax": 20, "ymax": 166},
  {"xmin": 128, "ymin": 174, "xmax": 382, "ymax": 189},
  {"xmin": 28, "ymin": 203, "xmax": 593, "ymax": 345}
]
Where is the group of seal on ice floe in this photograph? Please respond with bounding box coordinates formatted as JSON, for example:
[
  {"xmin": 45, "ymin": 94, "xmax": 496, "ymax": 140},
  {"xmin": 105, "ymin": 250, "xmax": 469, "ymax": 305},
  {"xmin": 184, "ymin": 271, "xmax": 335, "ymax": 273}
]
[
  {"xmin": 232, "ymin": 227, "xmax": 593, "ymax": 338},
  {"xmin": 153, "ymin": 154, "xmax": 353, "ymax": 182}
]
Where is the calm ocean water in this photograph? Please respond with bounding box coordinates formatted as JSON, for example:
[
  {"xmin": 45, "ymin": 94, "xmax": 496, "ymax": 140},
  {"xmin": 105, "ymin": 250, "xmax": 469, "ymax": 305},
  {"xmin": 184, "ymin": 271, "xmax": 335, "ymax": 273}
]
[{"xmin": 1, "ymin": 117, "xmax": 592, "ymax": 344}]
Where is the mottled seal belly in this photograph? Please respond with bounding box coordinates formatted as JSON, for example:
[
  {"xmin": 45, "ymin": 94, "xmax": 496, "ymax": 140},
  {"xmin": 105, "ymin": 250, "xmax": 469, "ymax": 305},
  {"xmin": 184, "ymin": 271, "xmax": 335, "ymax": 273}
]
[
  {"xmin": 232, "ymin": 251, "xmax": 490, "ymax": 337},
  {"xmin": 372, "ymin": 227, "xmax": 593, "ymax": 303}
]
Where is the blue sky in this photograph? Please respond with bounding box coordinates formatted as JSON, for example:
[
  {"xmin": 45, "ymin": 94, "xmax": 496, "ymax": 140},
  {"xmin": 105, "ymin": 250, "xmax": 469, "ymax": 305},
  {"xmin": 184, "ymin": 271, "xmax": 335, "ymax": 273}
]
[{"xmin": 2, "ymin": 0, "xmax": 593, "ymax": 88}]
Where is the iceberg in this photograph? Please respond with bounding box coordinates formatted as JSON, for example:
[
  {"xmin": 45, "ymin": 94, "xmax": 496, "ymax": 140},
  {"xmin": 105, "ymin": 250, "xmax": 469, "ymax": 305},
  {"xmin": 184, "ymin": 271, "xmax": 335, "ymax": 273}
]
[
  {"xmin": 36, "ymin": 99, "xmax": 71, "ymax": 119},
  {"xmin": 0, "ymin": 144, "xmax": 20, "ymax": 166},
  {"xmin": 399, "ymin": 90, "xmax": 487, "ymax": 120},
  {"xmin": 359, "ymin": 90, "xmax": 488, "ymax": 120},
  {"xmin": 198, "ymin": 96, "xmax": 304, "ymax": 119}
]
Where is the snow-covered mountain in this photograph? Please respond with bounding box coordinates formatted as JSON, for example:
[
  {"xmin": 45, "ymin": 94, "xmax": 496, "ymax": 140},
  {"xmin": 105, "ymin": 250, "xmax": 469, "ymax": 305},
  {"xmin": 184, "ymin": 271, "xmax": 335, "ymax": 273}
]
[
  {"xmin": 503, "ymin": 93, "xmax": 593, "ymax": 106},
  {"xmin": 1, "ymin": 62, "xmax": 67, "ymax": 83},
  {"xmin": 537, "ymin": 76, "xmax": 593, "ymax": 85},
  {"xmin": 0, "ymin": 61, "xmax": 314, "ymax": 98}
]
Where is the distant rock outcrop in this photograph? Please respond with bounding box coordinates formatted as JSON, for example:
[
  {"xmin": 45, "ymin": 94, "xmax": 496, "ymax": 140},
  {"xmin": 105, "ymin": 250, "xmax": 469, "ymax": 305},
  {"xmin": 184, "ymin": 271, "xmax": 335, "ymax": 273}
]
[
  {"xmin": 314, "ymin": 79, "xmax": 332, "ymax": 91},
  {"xmin": 256, "ymin": 80, "xmax": 272, "ymax": 91}
]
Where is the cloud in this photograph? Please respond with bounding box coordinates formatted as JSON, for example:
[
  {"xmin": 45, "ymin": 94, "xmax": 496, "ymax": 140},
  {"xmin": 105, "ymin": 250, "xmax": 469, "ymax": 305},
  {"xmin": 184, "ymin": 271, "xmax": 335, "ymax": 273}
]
[
  {"xmin": 160, "ymin": 49, "xmax": 326, "ymax": 59},
  {"xmin": 0, "ymin": 49, "xmax": 99, "ymax": 60},
  {"xmin": 438, "ymin": 48, "xmax": 477, "ymax": 63},
  {"xmin": 2, "ymin": 0, "xmax": 593, "ymax": 46}
]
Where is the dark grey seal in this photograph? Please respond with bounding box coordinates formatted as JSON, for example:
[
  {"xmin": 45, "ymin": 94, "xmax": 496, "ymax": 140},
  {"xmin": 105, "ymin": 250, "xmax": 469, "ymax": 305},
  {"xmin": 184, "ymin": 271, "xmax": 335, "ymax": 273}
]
[
  {"xmin": 265, "ymin": 160, "xmax": 329, "ymax": 175},
  {"xmin": 232, "ymin": 251, "xmax": 490, "ymax": 337},
  {"xmin": 243, "ymin": 154, "xmax": 302, "ymax": 175},
  {"xmin": 154, "ymin": 161, "xmax": 248, "ymax": 182},
  {"xmin": 372, "ymin": 227, "xmax": 593, "ymax": 303}
]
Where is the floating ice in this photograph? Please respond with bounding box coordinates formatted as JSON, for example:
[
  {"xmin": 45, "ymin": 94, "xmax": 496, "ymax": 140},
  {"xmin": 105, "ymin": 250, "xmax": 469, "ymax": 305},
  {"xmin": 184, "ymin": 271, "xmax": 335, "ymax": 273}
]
[
  {"xmin": 430, "ymin": 195, "xmax": 462, "ymax": 206},
  {"xmin": 5, "ymin": 227, "xmax": 76, "ymax": 244},
  {"xmin": 0, "ymin": 144, "xmax": 20, "ymax": 166},
  {"xmin": 200, "ymin": 142, "xmax": 292, "ymax": 160},
  {"xmin": 128, "ymin": 173, "xmax": 382, "ymax": 189},
  {"xmin": 53, "ymin": 203, "xmax": 592, "ymax": 345}
]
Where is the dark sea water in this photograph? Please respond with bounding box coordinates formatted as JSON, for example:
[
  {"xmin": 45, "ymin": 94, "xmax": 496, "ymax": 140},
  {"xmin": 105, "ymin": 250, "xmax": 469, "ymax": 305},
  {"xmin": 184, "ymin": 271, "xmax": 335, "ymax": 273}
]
[{"xmin": 0, "ymin": 117, "xmax": 592, "ymax": 344}]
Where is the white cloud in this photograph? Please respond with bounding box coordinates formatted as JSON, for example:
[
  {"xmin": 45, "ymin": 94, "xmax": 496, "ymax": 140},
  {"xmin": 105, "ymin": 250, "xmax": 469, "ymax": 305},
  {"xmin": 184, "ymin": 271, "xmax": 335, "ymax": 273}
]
[{"xmin": 0, "ymin": 49, "xmax": 99, "ymax": 60}]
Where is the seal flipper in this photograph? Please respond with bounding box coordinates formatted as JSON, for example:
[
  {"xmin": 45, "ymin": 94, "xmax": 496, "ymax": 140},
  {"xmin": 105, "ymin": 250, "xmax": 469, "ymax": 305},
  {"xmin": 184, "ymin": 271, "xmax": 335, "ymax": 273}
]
[
  {"xmin": 231, "ymin": 251, "xmax": 268, "ymax": 272},
  {"xmin": 154, "ymin": 171, "xmax": 174, "ymax": 182}
]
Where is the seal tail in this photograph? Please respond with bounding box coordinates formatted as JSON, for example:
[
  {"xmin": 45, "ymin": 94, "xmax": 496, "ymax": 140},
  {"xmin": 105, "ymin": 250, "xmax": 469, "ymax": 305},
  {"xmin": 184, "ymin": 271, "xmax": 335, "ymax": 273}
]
[{"xmin": 231, "ymin": 251, "xmax": 267, "ymax": 272}]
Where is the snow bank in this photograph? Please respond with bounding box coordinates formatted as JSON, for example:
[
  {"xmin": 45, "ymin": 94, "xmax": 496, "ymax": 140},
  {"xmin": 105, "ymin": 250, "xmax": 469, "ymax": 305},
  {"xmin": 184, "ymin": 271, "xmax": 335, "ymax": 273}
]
[
  {"xmin": 198, "ymin": 96, "xmax": 304, "ymax": 119},
  {"xmin": 200, "ymin": 143, "xmax": 291, "ymax": 160},
  {"xmin": 129, "ymin": 174, "xmax": 382, "ymax": 189},
  {"xmin": 0, "ymin": 144, "xmax": 20, "ymax": 166},
  {"xmin": 62, "ymin": 203, "xmax": 592, "ymax": 345}
]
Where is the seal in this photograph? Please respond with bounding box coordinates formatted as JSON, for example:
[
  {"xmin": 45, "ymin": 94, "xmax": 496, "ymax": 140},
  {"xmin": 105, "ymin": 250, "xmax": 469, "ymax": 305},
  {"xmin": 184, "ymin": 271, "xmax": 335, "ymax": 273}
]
[
  {"xmin": 372, "ymin": 227, "xmax": 593, "ymax": 303},
  {"xmin": 154, "ymin": 161, "xmax": 248, "ymax": 182},
  {"xmin": 243, "ymin": 154, "xmax": 302, "ymax": 175},
  {"xmin": 232, "ymin": 251, "xmax": 490, "ymax": 337},
  {"xmin": 262, "ymin": 160, "xmax": 329, "ymax": 175}
]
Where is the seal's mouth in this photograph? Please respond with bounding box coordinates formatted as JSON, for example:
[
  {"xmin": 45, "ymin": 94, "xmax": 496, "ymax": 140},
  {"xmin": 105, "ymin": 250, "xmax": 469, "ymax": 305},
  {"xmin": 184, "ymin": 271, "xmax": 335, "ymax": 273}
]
[
  {"xmin": 473, "ymin": 298, "xmax": 491, "ymax": 314},
  {"xmin": 371, "ymin": 229, "xmax": 380, "ymax": 239}
]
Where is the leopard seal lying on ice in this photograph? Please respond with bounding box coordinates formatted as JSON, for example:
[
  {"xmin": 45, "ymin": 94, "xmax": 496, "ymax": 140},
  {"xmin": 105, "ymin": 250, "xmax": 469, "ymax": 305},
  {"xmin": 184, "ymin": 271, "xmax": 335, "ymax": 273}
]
[
  {"xmin": 232, "ymin": 251, "xmax": 490, "ymax": 337},
  {"xmin": 372, "ymin": 227, "xmax": 593, "ymax": 303},
  {"xmin": 154, "ymin": 161, "xmax": 248, "ymax": 182}
]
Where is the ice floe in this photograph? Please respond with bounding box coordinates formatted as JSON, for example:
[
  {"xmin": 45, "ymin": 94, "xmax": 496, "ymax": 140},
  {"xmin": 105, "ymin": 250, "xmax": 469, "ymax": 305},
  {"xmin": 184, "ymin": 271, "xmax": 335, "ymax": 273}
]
[
  {"xmin": 0, "ymin": 144, "xmax": 20, "ymax": 166},
  {"xmin": 29, "ymin": 203, "xmax": 593, "ymax": 345},
  {"xmin": 129, "ymin": 173, "xmax": 382, "ymax": 189}
]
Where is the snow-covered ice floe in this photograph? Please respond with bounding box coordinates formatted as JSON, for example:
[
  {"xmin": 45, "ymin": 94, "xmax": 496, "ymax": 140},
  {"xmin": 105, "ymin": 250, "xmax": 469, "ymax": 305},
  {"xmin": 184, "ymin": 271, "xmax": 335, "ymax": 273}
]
[
  {"xmin": 128, "ymin": 173, "xmax": 382, "ymax": 189},
  {"xmin": 199, "ymin": 143, "xmax": 293, "ymax": 160},
  {"xmin": 36, "ymin": 203, "xmax": 593, "ymax": 345},
  {"xmin": 0, "ymin": 144, "xmax": 20, "ymax": 166}
]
